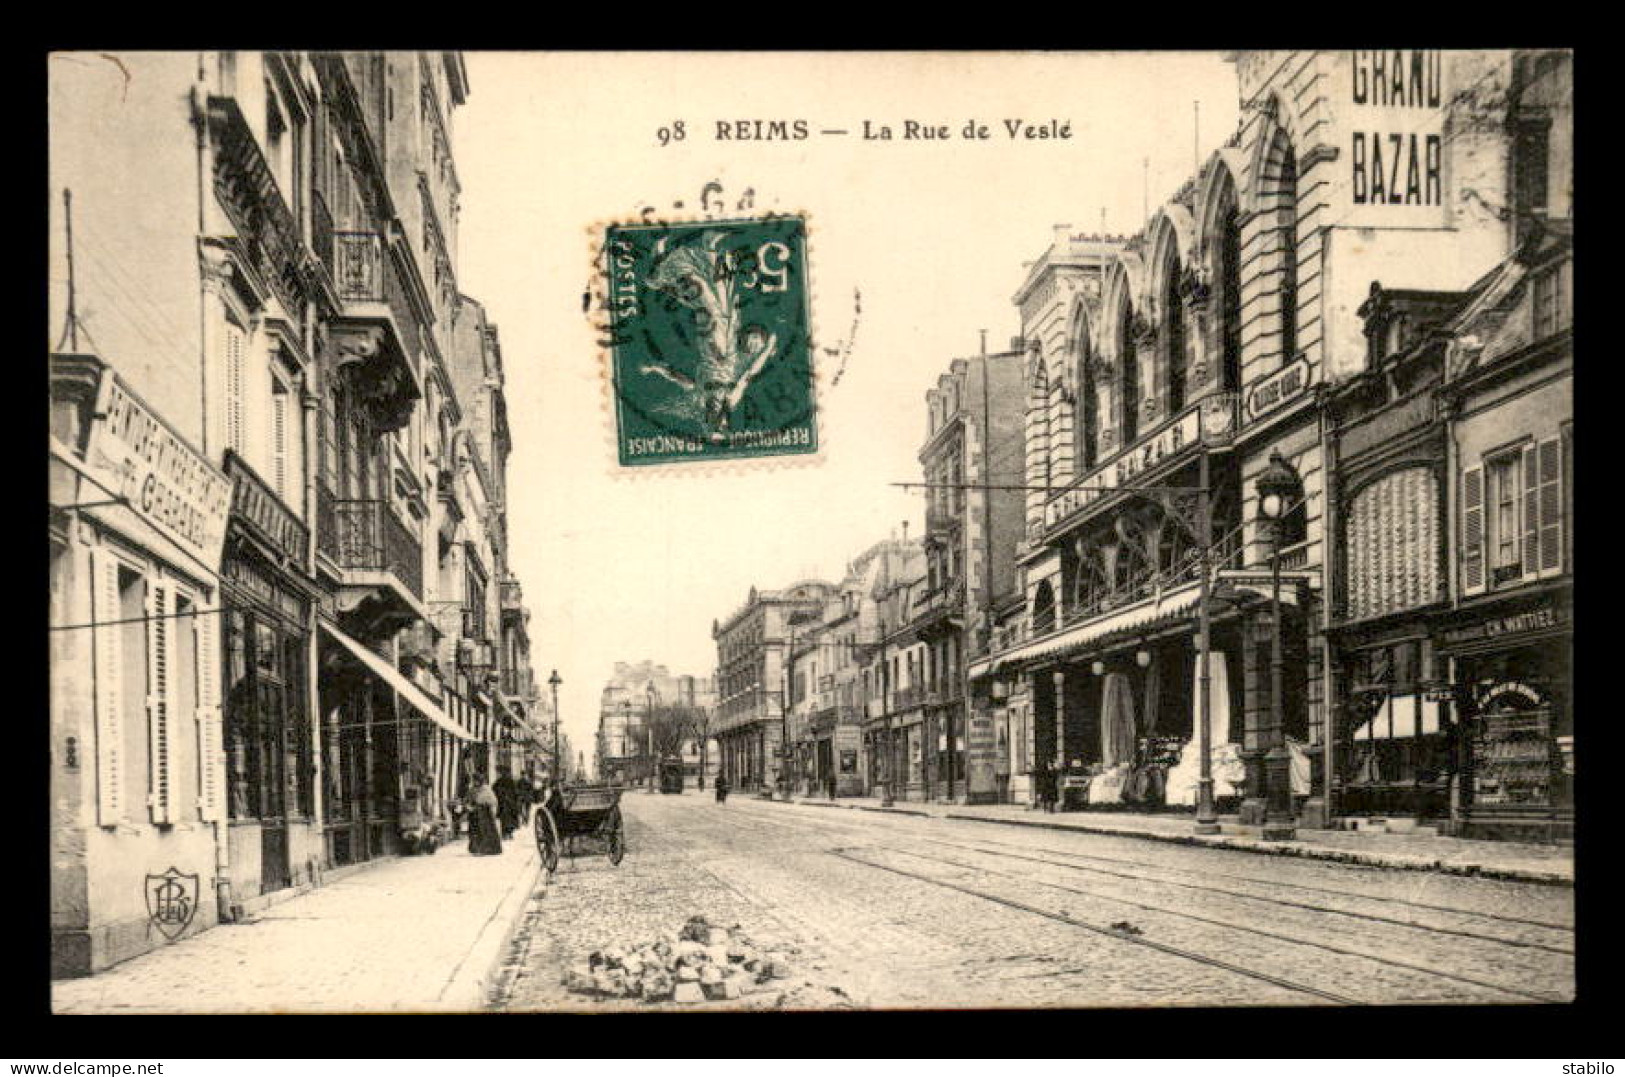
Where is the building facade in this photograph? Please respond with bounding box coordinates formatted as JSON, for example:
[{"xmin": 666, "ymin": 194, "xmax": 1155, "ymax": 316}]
[
  {"xmin": 859, "ymin": 540, "xmax": 930, "ymax": 800},
  {"xmin": 1432, "ymin": 52, "xmax": 1572, "ymax": 841},
  {"xmin": 787, "ymin": 550, "xmax": 892, "ymax": 797},
  {"xmin": 918, "ymin": 348, "xmax": 1027, "ymax": 803},
  {"xmin": 969, "ymin": 50, "xmax": 1530, "ymax": 832},
  {"xmin": 596, "ymin": 662, "xmax": 716, "ymax": 787},
  {"xmin": 712, "ymin": 583, "xmax": 832, "ymax": 792},
  {"xmin": 48, "ymin": 51, "xmax": 544, "ymax": 977}
]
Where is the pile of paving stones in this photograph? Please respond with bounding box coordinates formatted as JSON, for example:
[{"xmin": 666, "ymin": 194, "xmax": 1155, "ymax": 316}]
[{"xmin": 561, "ymin": 915, "xmax": 795, "ymax": 1004}]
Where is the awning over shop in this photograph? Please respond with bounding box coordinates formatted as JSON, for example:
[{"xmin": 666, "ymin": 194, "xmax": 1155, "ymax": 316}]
[
  {"xmin": 319, "ymin": 619, "xmax": 476, "ymax": 742},
  {"xmin": 969, "ymin": 580, "xmax": 1204, "ymax": 679},
  {"xmin": 1352, "ymin": 693, "xmax": 1443, "ymax": 741}
]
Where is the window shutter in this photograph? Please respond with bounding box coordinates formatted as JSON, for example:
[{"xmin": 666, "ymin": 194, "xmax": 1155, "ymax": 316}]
[
  {"xmin": 225, "ymin": 323, "xmax": 246, "ymax": 453},
  {"xmin": 1521, "ymin": 443, "xmax": 1540, "ymax": 582},
  {"xmin": 145, "ymin": 579, "xmax": 172, "ymax": 824},
  {"xmin": 1461, "ymin": 465, "xmax": 1485, "ymax": 596},
  {"xmin": 1537, "ymin": 437, "xmax": 1563, "ymax": 577},
  {"xmin": 92, "ymin": 549, "xmax": 125, "ymax": 826},
  {"xmin": 272, "ymin": 386, "xmax": 289, "ymax": 504},
  {"xmin": 195, "ymin": 605, "xmax": 223, "ymax": 821}
]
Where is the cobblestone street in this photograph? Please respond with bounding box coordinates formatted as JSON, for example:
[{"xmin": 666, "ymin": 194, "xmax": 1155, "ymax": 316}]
[{"xmin": 494, "ymin": 792, "xmax": 1575, "ymax": 1011}]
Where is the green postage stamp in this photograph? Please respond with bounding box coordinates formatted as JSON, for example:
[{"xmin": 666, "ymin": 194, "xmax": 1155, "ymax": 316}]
[{"xmin": 605, "ymin": 216, "xmax": 818, "ymax": 467}]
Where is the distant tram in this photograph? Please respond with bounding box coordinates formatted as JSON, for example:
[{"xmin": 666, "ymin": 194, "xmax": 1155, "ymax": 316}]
[{"xmin": 658, "ymin": 756, "xmax": 685, "ymax": 794}]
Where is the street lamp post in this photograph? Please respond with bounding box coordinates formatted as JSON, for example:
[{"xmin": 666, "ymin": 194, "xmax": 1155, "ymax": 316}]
[
  {"xmin": 1194, "ymin": 449, "xmax": 1220, "ymax": 835},
  {"xmin": 880, "ymin": 639, "xmax": 895, "ymax": 808},
  {"xmin": 781, "ymin": 619, "xmax": 795, "ymax": 802},
  {"xmin": 1256, "ymin": 449, "xmax": 1302, "ymax": 842},
  {"xmin": 548, "ymin": 669, "xmax": 562, "ymax": 786}
]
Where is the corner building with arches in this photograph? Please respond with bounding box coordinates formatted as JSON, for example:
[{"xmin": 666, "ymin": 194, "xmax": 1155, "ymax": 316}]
[{"xmin": 970, "ymin": 50, "xmax": 1527, "ymax": 829}]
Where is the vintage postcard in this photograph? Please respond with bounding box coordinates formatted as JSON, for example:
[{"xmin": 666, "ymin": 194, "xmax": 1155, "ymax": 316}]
[{"xmin": 46, "ymin": 50, "xmax": 1573, "ymax": 1015}]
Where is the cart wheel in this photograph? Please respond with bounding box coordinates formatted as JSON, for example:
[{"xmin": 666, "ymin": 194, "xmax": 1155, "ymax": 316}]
[
  {"xmin": 534, "ymin": 807, "xmax": 560, "ymax": 874},
  {"xmin": 606, "ymin": 808, "xmax": 626, "ymax": 866}
]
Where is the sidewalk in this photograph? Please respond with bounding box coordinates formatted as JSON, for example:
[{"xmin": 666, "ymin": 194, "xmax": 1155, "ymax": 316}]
[
  {"xmin": 52, "ymin": 834, "xmax": 540, "ymax": 1014},
  {"xmin": 777, "ymin": 794, "xmax": 1574, "ymax": 886}
]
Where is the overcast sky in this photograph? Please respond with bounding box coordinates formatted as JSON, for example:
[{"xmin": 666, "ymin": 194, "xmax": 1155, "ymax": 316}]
[{"xmin": 450, "ymin": 51, "xmax": 1240, "ymax": 759}]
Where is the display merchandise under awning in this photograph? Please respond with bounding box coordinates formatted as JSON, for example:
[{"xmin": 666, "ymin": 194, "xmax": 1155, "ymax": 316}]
[
  {"xmin": 1352, "ymin": 693, "xmax": 1443, "ymax": 741},
  {"xmin": 968, "ymin": 580, "xmax": 1204, "ymax": 679},
  {"xmin": 319, "ymin": 619, "xmax": 476, "ymax": 742}
]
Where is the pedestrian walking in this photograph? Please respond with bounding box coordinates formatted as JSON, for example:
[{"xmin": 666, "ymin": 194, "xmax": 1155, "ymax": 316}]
[
  {"xmin": 714, "ymin": 774, "xmax": 729, "ymax": 803},
  {"xmin": 493, "ymin": 769, "xmax": 521, "ymax": 839},
  {"xmin": 467, "ymin": 780, "xmax": 503, "ymax": 856},
  {"xmin": 515, "ymin": 774, "xmax": 534, "ymax": 829},
  {"xmin": 826, "ymin": 771, "xmax": 837, "ymax": 800},
  {"xmin": 1035, "ymin": 760, "xmax": 1058, "ymax": 813}
]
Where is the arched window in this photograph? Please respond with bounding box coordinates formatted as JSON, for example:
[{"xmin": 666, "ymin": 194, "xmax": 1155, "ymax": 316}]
[
  {"xmin": 1119, "ymin": 299, "xmax": 1140, "ymax": 446},
  {"xmin": 1163, "ymin": 253, "xmax": 1187, "ymax": 414},
  {"xmin": 1026, "ymin": 359, "xmax": 1053, "ymax": 524},
  {"xmin": 1032, "ymin": 580, "xmax": 1056, "ymax": 634},
  {"xmin": 1076, "ymin": 326, "xmax": 1099, "ymax": 471},
  {"xmin": 1218, "ymin": 193, "xmax": 1243, "ymax": 392},
  {"xmin": 1274, "ymin": 137, "xmax": 1300, "ymax": 366}
]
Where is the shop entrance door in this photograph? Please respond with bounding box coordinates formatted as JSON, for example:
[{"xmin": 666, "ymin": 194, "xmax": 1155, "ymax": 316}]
[
  {"xmin": 324, "ymin": 691, "xmax": 373, "ymax": 866},
  {"xmin": 257, "ymin": 677, "xmax": 291, "ymax": 893}
]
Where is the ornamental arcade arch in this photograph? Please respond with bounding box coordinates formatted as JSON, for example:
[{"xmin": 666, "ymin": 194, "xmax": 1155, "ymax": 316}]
[
  {"xmin": 1244, "ymin": 93, "xmax": 1306, "ymax": 372},
  {"xmin": 1067, "ymin": 296, "xmax": 1103, "ymax": 473},
  {"xmin": 1099, "ymin": 252, "xmax": 1147, "ymax": 453},
  {"xmin": 1195, "ymin": 151, "xmax": 1248, "ymax": 393},
  {"xmin": 1025, "ymin": 341, "xmax": 1075, "ymax": 510},
  {"xmin": 1145, "ymin": 205, "xmax": 1198, "ymax": 422}
]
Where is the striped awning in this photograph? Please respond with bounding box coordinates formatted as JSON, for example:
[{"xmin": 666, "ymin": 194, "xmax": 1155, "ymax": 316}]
[
  {"xmin": 319, "ymin": 619, "xmax": 476, "ymax": 742},
  {"xmin": 969, "ymin": 580, "xmax": 1204, "ymax": 680}
]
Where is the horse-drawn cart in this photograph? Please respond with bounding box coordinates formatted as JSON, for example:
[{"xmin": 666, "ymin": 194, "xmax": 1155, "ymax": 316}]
[{"xmin": 534, "ymin": 782, "xmax": 625, "ymax": 873}]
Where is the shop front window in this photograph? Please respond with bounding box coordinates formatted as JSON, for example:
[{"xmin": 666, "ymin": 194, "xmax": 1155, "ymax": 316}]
[
  {"xmin": 223, "ymin": 603, "xmax": 311, "ymax": 823},
  {"xmin": 1465, "ymin": 645, "xmax": 1569, "ymax": 816},
  {"xmin": 1342, "ymin": 640, "xmax": 1449, "ymax": 817}
]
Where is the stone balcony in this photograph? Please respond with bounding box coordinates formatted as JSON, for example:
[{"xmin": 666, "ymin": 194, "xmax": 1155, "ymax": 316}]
[{"xmin": 326, "ymin": 228, "xmax": 421, "ymax": 435}]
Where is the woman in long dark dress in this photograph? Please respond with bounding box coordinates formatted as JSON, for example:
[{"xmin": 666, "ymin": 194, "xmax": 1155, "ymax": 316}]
[
  {"xmin": 493, "ymin": 770, "xmax": 521, "ymax": 839},
  {"xmin": 468, "ymin": 780, "xmax": 503, "ymax": 855}
]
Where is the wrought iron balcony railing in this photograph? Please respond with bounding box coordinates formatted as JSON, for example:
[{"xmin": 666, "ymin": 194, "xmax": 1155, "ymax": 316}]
[
  {"xmin": 333, "ymin": 230, "xmax": 386, "ymax": 304},
  {"xmin": 206, "ymin": 95, "xmax": 303, "ymax": 315},
  {"xmin": 331, "ymin": 228, "xmax": 421, "ymax": 346},
  {"xmin": 891, "ymin": 686, "xmax": 925, "ymax": 711},
  {"xmin": 1277, "ymin": 541, "xmax": 1311, "ymax": 572},
  {"xmin": 316, "ymin": 490, "xmax": 423, "ymax": 600},
  {"xmin": 925, "ymin": 506, "xmax": 964, "ymax": 534}
]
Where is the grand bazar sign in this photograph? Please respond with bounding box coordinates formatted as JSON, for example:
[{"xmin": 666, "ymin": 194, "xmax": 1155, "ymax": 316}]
[
  {"xmin": 1044, "ymin": 404, "xmax": 1204, "ymax": 530},
  {"xmin": 1346, "ymin": 50, "xmax": 1447, "ymax": 222},
  {"xmin": 85, "ymin": 372, "xmax": 232, "ymax": 570}
]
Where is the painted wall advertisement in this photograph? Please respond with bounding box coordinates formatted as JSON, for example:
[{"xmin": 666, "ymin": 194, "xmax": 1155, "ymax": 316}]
[
  {"xmin": 85, "ymin": 371, "xmax": 233, "ymax": 570},
  {"xmin": 1344, "ymin": 50, "xmax": 1448, "ymax": 226},
  {"xmin": 966, "ymin": 713, "xmax": 997, "ymax": 796}
]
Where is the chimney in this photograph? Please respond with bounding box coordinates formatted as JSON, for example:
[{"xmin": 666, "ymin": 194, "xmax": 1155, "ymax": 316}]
[{"xmin": 1053, "ymin": 223, "xmax": 1073, "ymax": 245}]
